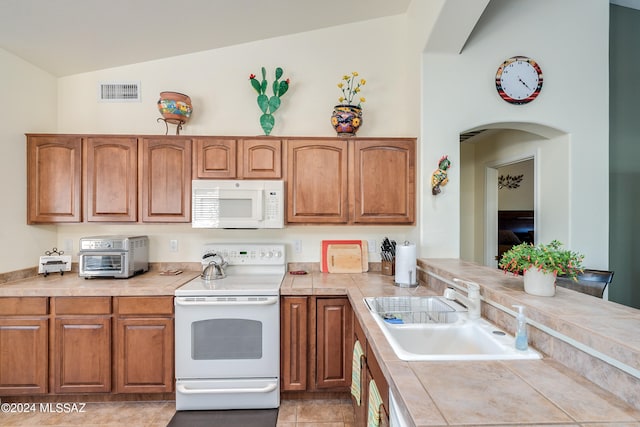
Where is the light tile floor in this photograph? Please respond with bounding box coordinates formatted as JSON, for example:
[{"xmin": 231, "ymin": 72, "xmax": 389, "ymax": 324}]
[{"xmin": 0, "ymin": 399, "xmax": 354, "ymax": 427}]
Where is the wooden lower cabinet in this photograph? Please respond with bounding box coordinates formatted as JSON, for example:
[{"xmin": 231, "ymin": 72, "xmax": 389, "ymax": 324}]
[
  {"xmin": 0, "ymin": 298, "xmax": 49, "ymax": 395},
  {"xmin": 114, "ymin": 297, "xmax": 174, "ymax": 393},
  {"xmin": 352, "ymin": 312, "xmax": 390, "ymax": 427},
  {"xmin": 1, "ymin": 296, "xmax": 174, "ymax": 398},
  {"xmin": 281, "ymin": 296, "xmax": 352, "ymax": 392},
  {"xmin": 51, "ymin": 297, "xmax": 112, "ymax": 393},
  {"xmin": 316, "ymin": 298, "xmax": 353, "ymax": 389},
  {"xmin": 352, "ymin": 310, "xmax": 367, "ymax": 426},
  {"xmin": 281, "ymin": 296, "xmax": 308, "ymax": 391}
]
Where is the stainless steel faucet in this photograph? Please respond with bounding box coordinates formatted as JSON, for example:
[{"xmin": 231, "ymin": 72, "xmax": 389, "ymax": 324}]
[{"xmin": 444, "ymin": 278, "xmax": 481, "ymax": 319}]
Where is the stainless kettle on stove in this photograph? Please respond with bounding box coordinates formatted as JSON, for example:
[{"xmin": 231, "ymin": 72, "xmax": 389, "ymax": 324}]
[{"xmin": 201, "ymin": 253, "xmax": 227, "ymax": 280}]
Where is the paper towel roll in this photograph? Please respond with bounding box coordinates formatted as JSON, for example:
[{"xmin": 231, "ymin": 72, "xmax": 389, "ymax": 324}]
[{"xmin": 394, "ymin": 241, "xmax": 417, "ymax": 287}]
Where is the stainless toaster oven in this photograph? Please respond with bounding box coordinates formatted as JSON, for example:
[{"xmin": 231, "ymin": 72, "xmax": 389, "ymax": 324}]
[{"xmin": 78, "ymin": 235, "xmax": 149, "ymax": 278}]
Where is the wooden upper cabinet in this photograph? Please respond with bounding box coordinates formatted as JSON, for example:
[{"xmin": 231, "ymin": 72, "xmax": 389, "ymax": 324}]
[
  {"xmin": 27, "ymin": 135, "xmax": 82, "ymax": 223},
  {"xmin": 84, "ymin": 136, "xmax": 137, "ymax": 222},
  {"xmin": 140, "ymin": 137, "xmax": 192, "ymax": 222},
  {"xmin": 286, "ymin": 139, "xmax": 349, "ymax": 223},
  {"xmin": 351, "ymin": 139, "xmax": 415, "ymax": 224},
  {"xmin": 193, "ymin": 137, "xmax": 282, "ymax": 179},
  {"xmin": 239, "ymin": 138, "xmax": 282, "ymax": 179},
  {"xmin": 193, "ymin": 138, "xmax": 237, "ymax": 179}
]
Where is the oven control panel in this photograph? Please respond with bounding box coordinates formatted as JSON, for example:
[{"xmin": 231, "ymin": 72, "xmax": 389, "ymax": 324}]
[{"xmin": 200, "ymin": 243, "xmax": 285, "ymax": 266}]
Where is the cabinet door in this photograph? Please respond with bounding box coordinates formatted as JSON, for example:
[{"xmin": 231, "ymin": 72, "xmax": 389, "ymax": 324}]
[
  {"xmin": 365, "ymin": 364, "xmax": 390, "ymax": 427},
  {"xmin": 281, "ymin": 296, "xmax": 308, "ymax": 391},
  {"xmin": 84, "ymin": 136, "xmax": 137, "ymax": 222},
  {"xmin": 0, "ymin": 318, "xmax": 48, "ymax": 395},
  {"xmin": 27, "ymin": 135, "xmax": 82, "ymax": 223},
  {"xmin": 316, "ymin": 298, "xmax": 352, "ymax": 389},
  {"xmin": 114, "ymin": 297, "xmax": 174, "ymax": 394},
  {"xmin": 240, "ymin": 138, "xmax": 282, "ymax": 179},
  {"xmin": 351, "ymin": 139, "xmax": 415, "ymax": 224},
  {"xmin": 115, "ymin": 317, "xmax": 173, "ymax": 393},
  {"xmin": 352, "ymin": 313, "xmax": 368, "ymax": 426},
  {"xmin": 286, "ymin": 139, "xmax": 349, "ymax": 223},
  {"xmin": 366, "ymin": 342, "xmax": 389, "ymax": 421},
  {"xmin": 52, "ymin": 316, "xmax": 111, "ymax": 393},
  {"xmin": 193, "ymin": 138, "xmax": 237, "ymax": 179},
  {"xmin": 140, "ymin": 137, "xmax": 192, "ymax": 222}
]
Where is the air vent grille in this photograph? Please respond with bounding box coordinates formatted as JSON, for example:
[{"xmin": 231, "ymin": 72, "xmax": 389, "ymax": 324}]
[{"xmin": 98, "ymin": 82, "xmax": 141, "ymax": 102}]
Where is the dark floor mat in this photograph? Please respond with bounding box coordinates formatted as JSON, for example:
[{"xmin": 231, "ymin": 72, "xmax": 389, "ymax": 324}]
[{"xmin": 166, "ymin": 408, "xmax": 278, "ymax": 427}]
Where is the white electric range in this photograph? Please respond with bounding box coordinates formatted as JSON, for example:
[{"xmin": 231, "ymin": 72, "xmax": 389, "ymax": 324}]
[{"xmin": 174, "ymin": 243, "xmax": 286, "ymax": 411}]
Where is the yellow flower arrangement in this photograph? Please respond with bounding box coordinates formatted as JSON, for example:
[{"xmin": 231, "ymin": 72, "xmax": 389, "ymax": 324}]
[{"xmin": 337, "ymin": 72, "xmax": 366, "ymax": 107}]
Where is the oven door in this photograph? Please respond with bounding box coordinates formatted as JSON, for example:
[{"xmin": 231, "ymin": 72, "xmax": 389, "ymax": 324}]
[
  {"xmin": 174, "ymin": 295, "xmax": 279, "ymax": 379},
  {"xmin": 79, "ymin": 251, "xmax": 127, "ymax": 277}
]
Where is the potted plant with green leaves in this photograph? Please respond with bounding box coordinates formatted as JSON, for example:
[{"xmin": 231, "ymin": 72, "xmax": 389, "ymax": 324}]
[{"xmin": 498, "ymin": 240, "xmax": 584, "ymax": 296}]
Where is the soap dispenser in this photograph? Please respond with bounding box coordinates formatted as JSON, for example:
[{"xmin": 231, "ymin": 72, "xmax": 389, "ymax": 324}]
[{"xmin": 513, "ymin": 305, "xmax": 528, "ymax": 351}]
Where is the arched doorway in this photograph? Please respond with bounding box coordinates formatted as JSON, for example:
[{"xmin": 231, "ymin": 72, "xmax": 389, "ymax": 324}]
[{"xmin": 458, "ymin": 123, "xmax": 569, "ymax": 267}]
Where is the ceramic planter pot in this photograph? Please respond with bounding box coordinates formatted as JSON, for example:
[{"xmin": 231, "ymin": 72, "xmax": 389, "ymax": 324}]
[
  {"xmin": 523, "ymin": 267, "xmax": 556, "ymax": 296},
  {"xmin": 331, "ymin": 105, "xmax": 362, "ymax": 136},
  {"xmin": 157, "ymin": 91, "xmax": 193, "ymax": 124}
]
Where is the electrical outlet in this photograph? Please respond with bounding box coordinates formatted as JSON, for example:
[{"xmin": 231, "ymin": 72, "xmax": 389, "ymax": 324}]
[
  {"xmin": 294, "ymin": 240, "xmax": 302, "ymax": 253},
  {"xmin": 368, "ymin": 240, "xmax": 376, "ymax": 253},
  {"xmin": 63, "ymin": 238, "xmax": 73, "ymax": 253},
  {"xmin": 169, "ymin": 239, "xmax": 179, "ymax": 252}
]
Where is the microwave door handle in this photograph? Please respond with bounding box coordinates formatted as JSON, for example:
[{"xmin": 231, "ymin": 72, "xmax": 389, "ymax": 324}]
[
  {"xmin": 174, "ymin": 296, "xmax": 279, "ymax": 306},
  {"xmin": 255, "ymin": 189, "xmax": 264, "ymax": 220},
  {"xmin": 177, "ymin": 382, "xmax": 277, "ymax": 395}
]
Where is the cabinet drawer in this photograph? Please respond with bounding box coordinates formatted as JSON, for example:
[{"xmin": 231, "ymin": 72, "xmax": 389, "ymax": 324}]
[
  {"xmin": 52, "ymin": 297, "xmax": 111, "ymax": 315},
  {"xmin": 0, "ymin": 297, "xmax": 48, "ymax": 315},
  {"xmin": 115, "ymin": 297, "xmax": 173, "ymax": 316}
]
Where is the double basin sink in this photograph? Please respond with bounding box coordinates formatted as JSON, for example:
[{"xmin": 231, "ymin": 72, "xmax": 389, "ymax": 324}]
[{"xmin": 364, "ymin": 296, "xmax": 541, "ymax": 361}]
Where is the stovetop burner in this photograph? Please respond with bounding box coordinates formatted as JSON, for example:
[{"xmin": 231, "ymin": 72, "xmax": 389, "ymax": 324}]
[{"xmin": 175, "ymin": 243, "xmax": 286, "ymax": 297}]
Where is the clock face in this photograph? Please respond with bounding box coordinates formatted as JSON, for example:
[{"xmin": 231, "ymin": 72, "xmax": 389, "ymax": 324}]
[{"xmin": 495, "ymin": 56, "xmax": 543, "ymax": 104}]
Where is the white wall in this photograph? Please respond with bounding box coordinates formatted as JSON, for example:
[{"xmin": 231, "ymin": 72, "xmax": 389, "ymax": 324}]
[
  {"xmin": 420, "ymin": 0, "xmax": 609, "ymax": 269},
  {"xmin": 54, "ymin": 15, "xmax": 419, "ymax": 264},
  {"xmin": 0, "ymin": 48, "xmax": 58, "ymax": 272},
  {"xmin": 497, "ymin": 160, "xmax": 534, "ymax": 211},
  {"xmin": 58, "ymin": 16, "xmax": 415, "ymax": 138}
]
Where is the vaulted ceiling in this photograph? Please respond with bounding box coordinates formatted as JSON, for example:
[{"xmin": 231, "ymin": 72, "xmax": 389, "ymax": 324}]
[{"xmin": 0, "ymin": 0, "xmax": 411, "ymax": 76}]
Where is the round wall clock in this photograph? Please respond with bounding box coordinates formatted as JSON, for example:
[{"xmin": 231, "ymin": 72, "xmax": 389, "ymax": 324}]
[{"xmin": 495, "ymin": 56, "xmax": 543, "ymax": 104}]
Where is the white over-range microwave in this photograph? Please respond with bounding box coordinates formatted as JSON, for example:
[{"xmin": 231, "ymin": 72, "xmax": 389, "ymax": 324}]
[{"xmin": 192, "ymin": 180, "xmax": 284, "ymax": 229}]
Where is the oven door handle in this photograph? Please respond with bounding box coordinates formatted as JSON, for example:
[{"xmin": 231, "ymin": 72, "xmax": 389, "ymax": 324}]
[
  {"xmin": 176, "ymin": 382, "xmax": 278, "ymax": 395},
  {"xmin": 174, "ymin": 296, "xmax": 279, "ymax": 306}
]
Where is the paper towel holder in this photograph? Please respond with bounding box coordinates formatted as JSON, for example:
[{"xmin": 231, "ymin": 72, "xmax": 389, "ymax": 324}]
[{"xmin": 394, "ymin": 240, "xmax": 418, "ymax": 288}]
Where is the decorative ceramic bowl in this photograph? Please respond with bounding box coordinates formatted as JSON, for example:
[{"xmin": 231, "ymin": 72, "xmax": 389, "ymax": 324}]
[{"xmin": 157, "ymin": 91, "xmax": 193, "ymax": 124}]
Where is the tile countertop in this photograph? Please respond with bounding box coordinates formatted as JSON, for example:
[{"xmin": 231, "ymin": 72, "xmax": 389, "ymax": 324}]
[
  {"xmin": 2, "ymin": 260, "xmax": 639, "ymax": 425},
  {"xmin": 281, "ymin": 260, "xmax": 640, "ymax": 427},
  {"xmin": 0, "ymin": 268, "xmax": 201, "ymax": 297}
]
